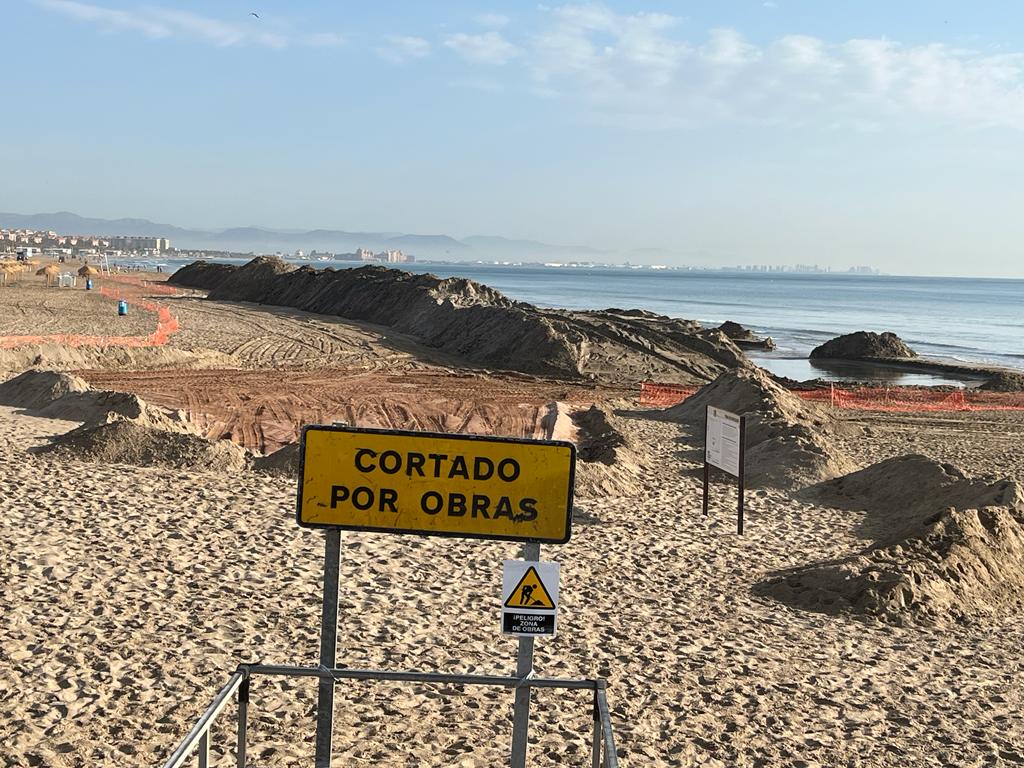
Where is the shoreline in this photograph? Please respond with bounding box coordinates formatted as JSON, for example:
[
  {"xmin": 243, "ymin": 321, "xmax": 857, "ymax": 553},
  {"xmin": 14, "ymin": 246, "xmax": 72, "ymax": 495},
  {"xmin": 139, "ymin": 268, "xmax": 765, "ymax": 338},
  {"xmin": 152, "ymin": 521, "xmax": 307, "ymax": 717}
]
[{"xmin": 752, "ymin": 353, "xmax": 1011, "ymax": 389}]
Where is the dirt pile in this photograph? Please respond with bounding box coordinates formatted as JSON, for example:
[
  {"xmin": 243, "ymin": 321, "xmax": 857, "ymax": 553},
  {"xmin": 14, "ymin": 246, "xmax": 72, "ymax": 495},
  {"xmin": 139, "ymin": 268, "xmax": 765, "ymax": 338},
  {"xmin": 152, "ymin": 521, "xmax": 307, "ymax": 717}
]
[
  {"xmin": 661, "ymin": 367, "xmax": 857, "ymax": 489},
  {"xmin": 0, "ymin": 344, "xmax": 238, "ymax": 374},
  {"xmin": 0, "ymin": 369, "xmax": 196, "ymax": 432},
  {"xmin": 170, "ymin": 258, "xmax": 745, "ymax": 385},
  {"xmin": 253, "ymin": 442, "xmax": 300, "ymax": 476},
  {"xmin": 542, "ymin": 401, "xmax": 646, "ymax": 499},
  {"xmin": 166, "ymin": 261, "xmax": 238, "ymax": 291},
  {"xmin": 810, "ymin": 331, "xmax": 917, "ymax": 360},
  {"xmin": 980, "ymin": 370, "xmax": 1024, "ymax": 392},
  {"xmin": 759, "ymin": 455, "xmax": 1024, "ymax": 625},
  {"xmin": 0, "ymin": 370, "xmax": 90, "ymax": 411},
  {"xmin": 37, "ymin": 416, "xmax": 251, "ymax": 472},
  {"xmin": 571, "ymin": 405, "xmax": 625, "ymax": 464}
]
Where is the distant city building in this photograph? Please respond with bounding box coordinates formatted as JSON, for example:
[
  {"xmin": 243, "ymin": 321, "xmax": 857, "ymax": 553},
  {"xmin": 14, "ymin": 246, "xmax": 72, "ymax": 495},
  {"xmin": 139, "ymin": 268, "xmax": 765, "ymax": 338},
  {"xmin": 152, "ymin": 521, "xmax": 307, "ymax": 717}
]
[{"xmin": 107, "ymin": 236, "xmax": 170, "ymax": 252}]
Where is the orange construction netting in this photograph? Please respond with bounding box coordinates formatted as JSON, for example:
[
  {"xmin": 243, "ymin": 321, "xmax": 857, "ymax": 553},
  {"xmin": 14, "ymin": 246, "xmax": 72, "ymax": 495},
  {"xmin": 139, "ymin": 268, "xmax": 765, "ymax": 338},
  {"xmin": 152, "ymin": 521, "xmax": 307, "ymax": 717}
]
[
  {"xmin": 639, "ymin": 381, "xmax": 1024, "ymax": 412},
  {"xmin": 0, "ymin": 277, "xmax": 180, "ymax": 349}
]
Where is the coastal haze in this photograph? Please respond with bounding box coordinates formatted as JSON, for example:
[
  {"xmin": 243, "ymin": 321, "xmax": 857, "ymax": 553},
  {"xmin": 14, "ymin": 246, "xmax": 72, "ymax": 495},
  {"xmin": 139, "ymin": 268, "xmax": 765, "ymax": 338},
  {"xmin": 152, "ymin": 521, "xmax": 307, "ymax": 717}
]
[{"xmin": 4, "ymin": 3, "xmax": 1024, "ymax": 768}]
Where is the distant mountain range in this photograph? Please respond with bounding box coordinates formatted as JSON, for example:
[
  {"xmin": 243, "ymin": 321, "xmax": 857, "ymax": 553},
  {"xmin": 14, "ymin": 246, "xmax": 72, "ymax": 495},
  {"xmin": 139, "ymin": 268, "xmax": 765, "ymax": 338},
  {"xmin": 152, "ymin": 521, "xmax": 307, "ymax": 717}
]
[{"xmin": 0, "ymin": 211, "xmax": 621, "ymax": 262}]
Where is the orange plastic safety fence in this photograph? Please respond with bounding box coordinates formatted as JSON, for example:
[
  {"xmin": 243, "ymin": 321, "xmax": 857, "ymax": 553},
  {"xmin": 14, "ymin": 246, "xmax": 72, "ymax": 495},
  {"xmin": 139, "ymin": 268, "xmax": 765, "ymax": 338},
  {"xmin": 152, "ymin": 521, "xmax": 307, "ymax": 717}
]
[
  {"xmin": 638, "ymin": 382, "xmax": 698, "ymax": 406},
  {"xmin": 639, "ymin": 380, "xmax": 1024, "ymax": 412}
]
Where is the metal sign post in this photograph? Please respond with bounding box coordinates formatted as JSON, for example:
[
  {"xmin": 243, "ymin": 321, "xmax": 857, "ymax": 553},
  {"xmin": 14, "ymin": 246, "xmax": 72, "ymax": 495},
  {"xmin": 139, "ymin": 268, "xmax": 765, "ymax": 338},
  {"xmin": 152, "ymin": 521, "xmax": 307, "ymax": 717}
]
[
  {"xmin": 314, "ymin": 528, "xmax": 341, "ymax": 767},
  {"xmin": 701, "ymin": 405, "xmax": 747, "ymax": 535},
  {"xmin": 510, "ymin": 541, "xmax": 540, "ymax": 768},
  {"xmin": 294, "ymin": 424, "xmax": 577, "ymax": 767}
]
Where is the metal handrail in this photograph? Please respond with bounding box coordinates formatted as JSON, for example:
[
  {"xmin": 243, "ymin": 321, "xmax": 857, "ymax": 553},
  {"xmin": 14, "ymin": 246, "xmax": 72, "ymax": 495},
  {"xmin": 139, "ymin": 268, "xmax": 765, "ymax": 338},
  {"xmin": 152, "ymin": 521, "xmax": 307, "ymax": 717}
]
[
  {"xmin": 162, "ymin": 664, "xmax": 619, "ymax": 767},
  {"xmin": 162, "ymin": 670, "xmax": 246, "ymax": 768}
]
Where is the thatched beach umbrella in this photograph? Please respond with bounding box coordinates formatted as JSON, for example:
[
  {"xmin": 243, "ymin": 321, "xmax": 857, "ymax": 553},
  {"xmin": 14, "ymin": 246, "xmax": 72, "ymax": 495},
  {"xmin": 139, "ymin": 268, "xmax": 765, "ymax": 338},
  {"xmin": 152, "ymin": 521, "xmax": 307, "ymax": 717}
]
[
  {"xmin": 37, "ymin": 263, "xmax": 61, "ymax": 286},
  {"xmin": 0, "ymin": 262, "xmax": 17, "ymax": 286},
  {"xmin": 78, "ymin": 264, "xmax": 99, "ymax": 278}
]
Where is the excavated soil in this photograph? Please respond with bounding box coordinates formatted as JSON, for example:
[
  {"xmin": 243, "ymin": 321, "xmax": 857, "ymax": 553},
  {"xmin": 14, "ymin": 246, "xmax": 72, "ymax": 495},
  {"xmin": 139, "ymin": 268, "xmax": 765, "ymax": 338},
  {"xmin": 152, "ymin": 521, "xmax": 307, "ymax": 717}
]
[
  {"xmin": 660, "ymin": 367, "xmax": 858, "ymax": 489},
  {"xmin": 79, "ymin": 368, "xmax": 620, "ymax": 454},
  {"xmin": 0, "ymin": 369, "xmax": 194, "ymax": 432},
  {"xmin": 252, "ymin": 442, "xmax": 300, "ymax": 476},
  {"xmin": 36, "ymin": 417, "xmax": 251, "ymax": 472},
  {"xmin": 0, "ymin": 344, "xmax": 238, "ymax": 373},
  {"xmin": 0, "ymin": 370, "xmax": 90, "ymax": 410},
  {"xmin": 170, "ymin": 258, "xmax": 746, "ymax": 385},
  {"xmin": 758, "ymin": 455, "xmax": 1024, "ymax": 625}
]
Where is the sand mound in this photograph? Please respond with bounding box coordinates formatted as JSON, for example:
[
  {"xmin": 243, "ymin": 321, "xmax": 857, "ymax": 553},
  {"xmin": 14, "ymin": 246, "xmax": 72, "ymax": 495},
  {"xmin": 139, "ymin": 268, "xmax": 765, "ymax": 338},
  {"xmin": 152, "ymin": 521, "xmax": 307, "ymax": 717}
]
[
  {"xmin": 171, "ymin": 257, "xmax": 744, "ymax": 385},
  {"xmin": 980, "ymin": 370, "xmax": 1024, "ymax": 392},
  {"xmin": 0, "ymin": 370, "xmax": 90, "ymax": 411},
  {"xmin": 166, "ymin": 261, "xmax": 238, "ymax": 291},
  {"xmin": 542, "ymin": 401, "xmax": 646, "ymax": 499},
  {"xmin": 0, "ymin": 369, "xmax": 197, "ymax": 432},
  {"xmin": 810, "ymin": 331, "xmax": 916, "ymax": 360},
  {"xmin": 571, "ymin": 405, "xmax": 625, "ymax": 465},
  {"xmin": 759, "ymin": 455, "xmax": 1024, "ymax": 625},
  {"xmin": 661, "ymin": 367, "xmax": 856, "ymax": 489},
  {"xmin": 253, "ymin": 442, "xmax": 300, "ymax": 476},
  {"xmin": 0, "ymin": 344, "xmax": 238, "ymax": 374},
  {"xmin": 37, "ymin": 416, "xmax": 251, "ymax": 472}
]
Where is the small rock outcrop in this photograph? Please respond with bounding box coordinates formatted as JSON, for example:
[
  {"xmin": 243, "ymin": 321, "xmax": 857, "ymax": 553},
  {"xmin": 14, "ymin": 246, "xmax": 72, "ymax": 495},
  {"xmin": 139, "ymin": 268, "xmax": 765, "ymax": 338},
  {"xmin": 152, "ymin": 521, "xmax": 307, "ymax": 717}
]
[
  {"xmin": 717, "ymin": 321, "xmax": 776, "ymax": 351},
  {"xmin": 170, "ymin": 258, "xmax": 748, "ymax": 385},
  {"xmin": 809, "ymin": 331, "xmax": 916, "ymax": 360}
]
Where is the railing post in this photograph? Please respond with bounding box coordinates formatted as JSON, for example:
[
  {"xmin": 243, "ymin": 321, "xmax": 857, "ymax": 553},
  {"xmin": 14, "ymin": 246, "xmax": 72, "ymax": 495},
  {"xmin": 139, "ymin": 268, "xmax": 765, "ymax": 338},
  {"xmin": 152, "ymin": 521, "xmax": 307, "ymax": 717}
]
[
  {"xmin": 237, "ymin": 674, "xmax": 250, "ymax": 768},
  {"xmin": 315, "ymin": 528, "xmax": 342, "ymax": 767},
  {"xmin": 198, "ymin": 731, "xmax": 209, "ymax": 768},
  {"xmin": 591, "ymin": 686, "xmax": 601, "ymax": 768},
  {"xmin": 510, "ymin": 541, "xmax": 540, "ymax": 768}
]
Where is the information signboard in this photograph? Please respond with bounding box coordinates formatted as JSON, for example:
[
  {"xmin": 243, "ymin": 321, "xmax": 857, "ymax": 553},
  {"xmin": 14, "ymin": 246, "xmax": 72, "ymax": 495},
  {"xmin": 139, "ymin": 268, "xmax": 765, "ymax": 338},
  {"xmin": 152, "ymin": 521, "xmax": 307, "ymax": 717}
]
[
  {"xmin": 297, "ymin": 425, "xmax": 576, "ymax": 543},
  {"xmin": 705, "ymin": 405, "xmax": 741, "ymax": 477}
]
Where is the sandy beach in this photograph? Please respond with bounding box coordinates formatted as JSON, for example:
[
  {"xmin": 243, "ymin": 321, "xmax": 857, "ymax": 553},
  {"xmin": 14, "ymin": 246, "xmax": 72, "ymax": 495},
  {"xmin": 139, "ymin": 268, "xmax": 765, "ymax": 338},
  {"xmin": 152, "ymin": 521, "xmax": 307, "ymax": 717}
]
[{"xmin": 2, "ymin": 269, "xmax": 1024, "ymax": 767}]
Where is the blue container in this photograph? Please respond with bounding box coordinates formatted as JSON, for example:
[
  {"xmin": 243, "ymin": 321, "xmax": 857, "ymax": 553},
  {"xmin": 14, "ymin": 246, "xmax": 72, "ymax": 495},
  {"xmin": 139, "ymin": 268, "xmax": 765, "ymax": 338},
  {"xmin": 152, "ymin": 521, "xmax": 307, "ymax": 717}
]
[
  {"xmin": 117, "ymin": 300, "xmax": 128, "ymax": 316},
  {"xmin": 85, "ymin": 278, "xmax": 93, "ymax": 291}
]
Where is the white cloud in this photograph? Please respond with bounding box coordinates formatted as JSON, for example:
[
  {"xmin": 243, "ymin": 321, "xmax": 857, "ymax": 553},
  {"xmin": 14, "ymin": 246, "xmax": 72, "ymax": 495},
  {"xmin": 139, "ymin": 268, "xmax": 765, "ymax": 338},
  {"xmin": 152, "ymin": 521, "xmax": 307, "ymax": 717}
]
[
  {"xmin": 519, "ymin": 5, "xmax": 1024, "ymax": 129},
  {"xmin": 376, "ymin": 35, "xmax": 431, "ymax": 64},
  {"xmin": 37, "ymin": 0, "xmax": 292, "ymax": 48},
  {"xmin": 304, "ymin": 32, "xmax": 346, "ymax": 48},
  {"xmin": 476, "ymin": 13, "xmax": 510, "ymax": 28},
  {"xmin": 444, "ymin": 31, "xmax": 521, "ymax": 65},
  {"xmin": 36, "ymin": 0, "xmax": 170, "ymax": 38}
]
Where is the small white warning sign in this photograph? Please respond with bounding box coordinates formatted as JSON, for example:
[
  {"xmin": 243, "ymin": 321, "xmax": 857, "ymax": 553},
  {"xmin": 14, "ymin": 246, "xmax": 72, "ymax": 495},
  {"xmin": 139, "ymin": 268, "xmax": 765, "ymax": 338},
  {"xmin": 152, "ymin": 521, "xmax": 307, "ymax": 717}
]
[{"xmin": 502, "ymin": 560, "xmax": 560, "ymax": 637}]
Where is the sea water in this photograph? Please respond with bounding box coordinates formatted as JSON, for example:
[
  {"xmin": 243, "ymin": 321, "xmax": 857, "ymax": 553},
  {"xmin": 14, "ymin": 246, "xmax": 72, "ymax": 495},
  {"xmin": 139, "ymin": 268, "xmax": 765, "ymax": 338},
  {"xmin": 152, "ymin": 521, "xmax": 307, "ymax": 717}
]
[{"xmin": 166, "ymin": 259, "xmax": 1024, "ymax": 386}]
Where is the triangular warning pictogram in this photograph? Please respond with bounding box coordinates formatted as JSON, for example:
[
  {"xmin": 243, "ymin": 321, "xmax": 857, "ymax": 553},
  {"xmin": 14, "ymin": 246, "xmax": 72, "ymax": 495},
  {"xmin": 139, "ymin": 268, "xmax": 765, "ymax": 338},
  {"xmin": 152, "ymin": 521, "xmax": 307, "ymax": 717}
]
[{"xmin": 504, "ymin": 566, "xmax": 556, "ymax": 610}]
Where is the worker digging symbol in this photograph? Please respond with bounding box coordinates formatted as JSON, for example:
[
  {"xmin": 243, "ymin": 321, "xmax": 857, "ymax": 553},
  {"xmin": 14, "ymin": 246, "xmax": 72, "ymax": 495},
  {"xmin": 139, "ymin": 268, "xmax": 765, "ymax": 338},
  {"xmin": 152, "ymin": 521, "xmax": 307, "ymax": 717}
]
[{"xmin": 504, "ymin": 566, "xmax": 556, "ymax": 610}]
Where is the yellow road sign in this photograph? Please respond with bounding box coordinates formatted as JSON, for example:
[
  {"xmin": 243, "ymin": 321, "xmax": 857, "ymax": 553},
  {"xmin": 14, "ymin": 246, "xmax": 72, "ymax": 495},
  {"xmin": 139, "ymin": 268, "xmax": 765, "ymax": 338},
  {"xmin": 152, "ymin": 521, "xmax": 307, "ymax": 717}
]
[
  {"xmin": 503, "ymin": 566, "xmax": 556, "ymax": 609},
  {"xmin": 297, "ymin": 425, "xmax": 576, "ymax": 543}
]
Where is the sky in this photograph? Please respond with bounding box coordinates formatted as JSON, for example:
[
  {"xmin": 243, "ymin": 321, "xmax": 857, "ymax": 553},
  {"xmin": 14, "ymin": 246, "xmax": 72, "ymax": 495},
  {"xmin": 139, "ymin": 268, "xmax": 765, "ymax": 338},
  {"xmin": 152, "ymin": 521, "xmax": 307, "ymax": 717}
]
[{"xmin": 5, "ymin": 1, "xmax": 1024, "ymax": 276}]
